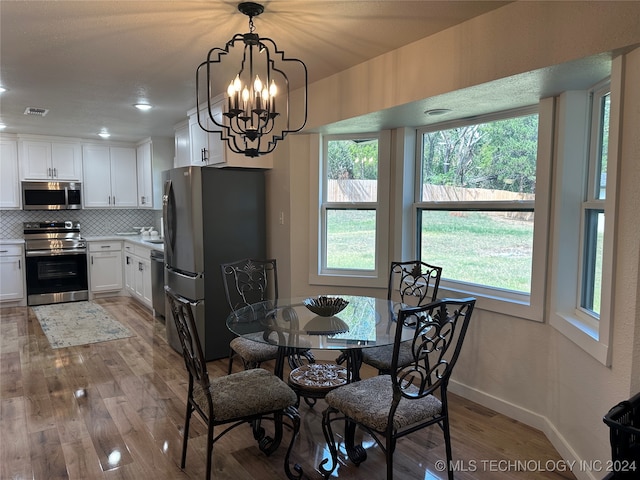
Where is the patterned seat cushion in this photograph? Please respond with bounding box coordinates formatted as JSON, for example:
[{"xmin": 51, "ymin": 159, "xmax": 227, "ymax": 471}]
[
  {"xmin": 195, "ymin": 368, "xmax": 297, "ymax": 422},
  {"xmin": 230, "ymin": 334, "xmax": 280, "ymax": 363},
  {"xmin": 360, "ymin": 341, "xmax": 414, "ymax": 372},
  {"xmin": 324, "ymin": 374, "xmax": 442, "ymax": 432}
]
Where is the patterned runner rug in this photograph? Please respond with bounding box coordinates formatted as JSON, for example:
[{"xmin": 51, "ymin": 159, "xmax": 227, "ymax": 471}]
[{"xmin": 33, "ymin": 301, "xmax": 133, "ymax": 348}]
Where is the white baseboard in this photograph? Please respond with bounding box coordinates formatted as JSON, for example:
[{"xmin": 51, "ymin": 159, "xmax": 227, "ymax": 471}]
[{"xmin": 449, "ymin": 380, "xmax": 600, "ymax": 480}]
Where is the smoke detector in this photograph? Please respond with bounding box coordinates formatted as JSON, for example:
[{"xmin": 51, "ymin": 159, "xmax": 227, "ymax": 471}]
[{"xmin": 24, "ymin": 107, "xmax": 49, "ymax": 117}]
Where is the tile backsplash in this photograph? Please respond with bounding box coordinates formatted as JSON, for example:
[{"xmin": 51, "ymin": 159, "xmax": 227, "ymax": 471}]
[{"xmin": 0, "ymin": 209, "xmax": 162, "ymax": 239}]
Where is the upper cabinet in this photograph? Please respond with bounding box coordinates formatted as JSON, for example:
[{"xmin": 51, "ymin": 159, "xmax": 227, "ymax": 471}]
[
  {"xmin": 137, "ymin": 137, "xmax": 174, "ymax": 209},
  {"xmin": 0, "ymin": 136, "xmax": 20, "ymax": 209},
  {"xmin": 82, "ymin": 144, "xmax": 138, "ymax": 208},
  {"xmin": 186, "ymin": 96, "xmax": 273, "ymax": 169},
  {"xmin": 173, "ymin": 121, "xmax": 190, "ymax": 168},
  {"xmin": 18, "ymin": 136, "xmax": 82, "ymax": 181},
  {"xmin": 136, "ymin": 141, "xmax": 153, "ymax": 208}
]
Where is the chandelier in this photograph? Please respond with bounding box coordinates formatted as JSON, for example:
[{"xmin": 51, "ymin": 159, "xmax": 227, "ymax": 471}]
[{"xmin": 195, "ymin": 2, "xmax": 308, "ymax": 158}]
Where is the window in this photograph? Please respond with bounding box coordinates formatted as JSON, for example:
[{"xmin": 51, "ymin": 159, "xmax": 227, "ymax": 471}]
[
  {"xmin": 579, "ymin": 86, "xmax": 609, "ymax": 319},
  {"xmin": 310, "ymin": 132, "xmax": 390, "ymax": 287},
  {"xmin": 415, "ymin": 106, "xmax": 550, "ymax": 318},
  {"xmin": 549, "ymin": 73, "xmax": 617, "ymax": 366}
]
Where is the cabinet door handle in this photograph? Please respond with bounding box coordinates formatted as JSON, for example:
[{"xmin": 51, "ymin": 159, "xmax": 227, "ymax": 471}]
[
  {"xmin": 138, "ymin": 262, "xmax": 143, "ymax": 271},
  {"xmin": 101, "ymin": 245, "xmax": 111, "ymax": 249},
  {"xmin": 18, "ymin": 259, "xmax": 21, "ymax": 270},
  {"xmin": 0, "ymin": 250, "xmax": 7, "ymax": 253},
  {"xmin": 48, "ymin": 167, "xmax": 52, "ymax": 177},
  {"xmin": 91, "ymin": 255, "xmax": 94, "ymax": 265},
  {"xmin": 201, "ymin": 147, "xmax": 208, "ymax": 163},
  {"xmin": 53, "ymin": 168, "xmax": 58, "ymax": 178}
]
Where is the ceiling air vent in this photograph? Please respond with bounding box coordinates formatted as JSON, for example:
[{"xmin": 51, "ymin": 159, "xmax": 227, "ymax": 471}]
[{"xmin": 24, "ymin": 107, "xmax": 49, "ymax": 117}]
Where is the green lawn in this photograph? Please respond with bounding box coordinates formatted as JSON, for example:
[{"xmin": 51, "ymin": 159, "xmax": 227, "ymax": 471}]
[{"xmin": 326, "ymin": 208, "xmax": 602, "ymax": 312}]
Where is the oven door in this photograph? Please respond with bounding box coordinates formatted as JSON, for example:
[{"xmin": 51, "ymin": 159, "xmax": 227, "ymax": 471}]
[{"xmin": 25, "ymin": 251, "xmax": 88, "ymax": 306}]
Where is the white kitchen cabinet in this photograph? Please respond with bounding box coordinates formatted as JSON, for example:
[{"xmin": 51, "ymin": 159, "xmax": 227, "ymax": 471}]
[
  {"xmin": 0, "ymin": 137, "xmax": 20, "ymax": 209},
  {"xmin": 124, "ymin": 242, "xmax": 153, "ymax": 309},
  {"xmin": 136, "ymin": 141, "xmax": 153, "ymax": 208},
  {"xmin": 174, "ymin": 121, "xmax": 191, "ymax": 168},
  {"xmin": 187, "ymin": 97, "xmax": 272, "ymax": 169},
  {"xmin": 82, "ymin": 144, "xmax": 138, "ymax": 208},
  {"xmin": 0, "ymin": 244, "xmax": 25, "ymax": 303},
  {"xmin": 88, "ymin": 241, "xmax": 123, "ymax": 293},
  {"xmin": 134, "ymin": 256, "xmax": 153, "ymax": 307},
  {"xmin": 19, "ymin": 138, "xmax": 82, "ymax": 181}
]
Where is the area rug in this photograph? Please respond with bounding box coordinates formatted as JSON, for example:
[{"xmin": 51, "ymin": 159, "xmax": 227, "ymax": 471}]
[{"xmin": 32, "ymin": 301, "xmax": 133, "ymax": 348}]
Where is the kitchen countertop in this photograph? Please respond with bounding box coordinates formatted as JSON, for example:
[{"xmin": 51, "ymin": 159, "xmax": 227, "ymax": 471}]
[
  {"xmin": 85, "ymin": 235, "xmax": 164, "ymax": 252},
  {"xmin": 0, "ymin": 239, "xmax": 25, "ymax": 245}
]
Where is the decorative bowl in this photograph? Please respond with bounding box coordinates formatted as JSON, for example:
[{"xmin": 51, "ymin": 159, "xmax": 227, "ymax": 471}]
[
  {"xmin": 303, "ymin": 296, "xmax": 349, "ymax": 317},
  {"xmin": 305, "ymin": 316, "xmax": 350, "ymax": 335}
]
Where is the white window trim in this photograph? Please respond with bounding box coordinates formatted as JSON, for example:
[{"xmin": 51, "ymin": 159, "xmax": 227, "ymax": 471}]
[
  {"xmin": 413, "ymin": 103, "xmax": 553, "ymax": 322},
  {"xmin": 548, "ymin": 61, "xmax": 619, "ymax": 366},
  {"xmin": 309, "ymin": 131, "xmax": 390, "ymax": 288}
]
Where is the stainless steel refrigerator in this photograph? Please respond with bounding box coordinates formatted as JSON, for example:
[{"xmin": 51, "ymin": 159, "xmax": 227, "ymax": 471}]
[{"xmin": 162, "ymin": 166, "xmax": 266, "ymax": 360}]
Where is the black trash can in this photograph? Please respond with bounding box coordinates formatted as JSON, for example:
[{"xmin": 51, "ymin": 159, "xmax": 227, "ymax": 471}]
[{"xmin": 603, "ymin": 392, "xmax": 640, "ymax": 479}]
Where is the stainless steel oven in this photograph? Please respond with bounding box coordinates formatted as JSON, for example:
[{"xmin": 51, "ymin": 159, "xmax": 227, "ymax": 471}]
[{"xmin": 24, "ymin": 221, "xmax": 88, "ymax": 306}]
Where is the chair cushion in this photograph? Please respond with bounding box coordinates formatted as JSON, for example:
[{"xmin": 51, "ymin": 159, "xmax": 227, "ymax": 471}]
[
  {"xmin": 324, "ymin": 375, "xmax": 442, "ymax": 432},
  {"xmin": 195, "ymin": 368, "xmax": 297, "ymax": 422},
  {"xmin": 230, "ymin": 335, "xmax": 280, "ymax": 363},
  {"xmin": 360, "ymin": 341, "xmax": 414, "ymax": 372}
]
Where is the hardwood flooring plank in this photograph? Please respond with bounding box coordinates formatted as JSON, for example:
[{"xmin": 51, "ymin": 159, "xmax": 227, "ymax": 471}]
[
  {"xmin": 0, "ymin": 396, "xmax": 33, "ymax": 480},
  {"xmin": 60, "ymin": 436, "xmax": 105, "ymax": 479},
  {"xmin": 0, "ymin": 351, "xmax": 22, "ymax": 398},
  {"xmin": 103, "ymin": 395, "xmax": 187, "ymax": 479},
  {"xmin": 75, "ymin": 384, "xmax": 134, "ymax": 472},
  {"xmin": 29, "ymin": 427, "xmax": 68, "ymax": 480},
  {"xmin": 25, "ymin": 392, "xmax": 57, "ymax": 433}
]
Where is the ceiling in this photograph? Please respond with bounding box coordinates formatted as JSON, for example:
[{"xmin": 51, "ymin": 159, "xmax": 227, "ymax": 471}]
[{"xmin": 0, "ymin": 1, "xmax": 612, "ymax": 143}]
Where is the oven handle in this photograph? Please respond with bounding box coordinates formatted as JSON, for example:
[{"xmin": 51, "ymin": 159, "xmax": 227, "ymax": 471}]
[{"xmin": 25, "ymin": 249, "xmax": 87, "ymax": 257}]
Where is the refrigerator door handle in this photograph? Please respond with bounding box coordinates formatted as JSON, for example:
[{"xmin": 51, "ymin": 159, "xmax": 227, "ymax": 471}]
[{"xmin": 163, "ymin": 178, "xmax": 175, "ymax": 259}]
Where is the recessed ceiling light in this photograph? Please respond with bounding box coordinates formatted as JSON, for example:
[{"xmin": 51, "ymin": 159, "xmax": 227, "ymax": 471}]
[
  {"xmin": 98, "ymin": 131, "xmax": 111, "ymax": 138},
  {"xmin": 0, "ymin": 86, "xmax": 7, "ymax": 94},
  {"xmin": 134, "ymin": 103, "xmax": 153, "ymax": 111},
  {"xmin": 424, "ymin": 108, "xmax": 452, "ymax": 116},
  {"xmin": 0, "ymin": 123, "xmax": 6, "ymax": 129}
]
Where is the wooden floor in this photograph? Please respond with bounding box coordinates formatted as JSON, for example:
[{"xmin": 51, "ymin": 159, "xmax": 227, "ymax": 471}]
[{"xmin": 0, "ymin": 297, "xmax": 576, "ymax": 480}]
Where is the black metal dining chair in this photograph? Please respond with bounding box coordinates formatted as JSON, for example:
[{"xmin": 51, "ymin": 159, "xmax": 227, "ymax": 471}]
[
  {"xmin": 359, "ymin": 259, "xmax": 442, "ymax": 374},
  {"xmin": 221, "ymin": 258, "xmax": 315, "ymax": 374},
  {"xmin": 319, "ymin": 297, "xmax": 476, "ymax": 480},
  {"xmin": 166, "ymin": 287, "xmax": 303, "ymax": 480}
]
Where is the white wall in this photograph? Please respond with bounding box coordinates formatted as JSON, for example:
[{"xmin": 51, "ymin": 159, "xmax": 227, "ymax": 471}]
[{"xmin": 265, "ymin": 3, "xmax": 640, "ymax": 479}]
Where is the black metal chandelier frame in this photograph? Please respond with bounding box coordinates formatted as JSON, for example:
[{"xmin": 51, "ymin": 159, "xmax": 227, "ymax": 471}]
[{"xmin": 196, "ymin": 2, "xmax": 308, "ymax": 158}]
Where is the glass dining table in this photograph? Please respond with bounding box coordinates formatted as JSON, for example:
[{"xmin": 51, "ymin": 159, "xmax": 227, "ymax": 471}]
[{"xmin": 226, "ymin": 295, "xmax": 414, "ymax": 382}]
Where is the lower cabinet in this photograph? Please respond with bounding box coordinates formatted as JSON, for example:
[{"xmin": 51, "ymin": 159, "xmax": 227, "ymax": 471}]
[
  {"xmin": 124, "ymin": 243, "xmax": 153, "ymax": 309},
  {"xmin": 0, "ymin": 243, "xmax": 25, "ymax": 304},
  {"xmin": 89, "ymin": 241, "xmax": 123, "ymax": 293}
]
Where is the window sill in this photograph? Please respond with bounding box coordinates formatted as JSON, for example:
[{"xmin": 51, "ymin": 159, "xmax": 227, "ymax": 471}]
[{"xmin": 437, "ymin": 280, "xmax": 543, "ymax": 323}]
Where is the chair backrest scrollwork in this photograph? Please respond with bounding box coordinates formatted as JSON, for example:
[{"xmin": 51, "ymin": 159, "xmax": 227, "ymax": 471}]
[
  {"xmin": 391, "ymin": 297, "xmax": 475, "ymax": 401},
  {"xmin": 221, "ymin": 258, "xmax": 278, "ymax": 312}
]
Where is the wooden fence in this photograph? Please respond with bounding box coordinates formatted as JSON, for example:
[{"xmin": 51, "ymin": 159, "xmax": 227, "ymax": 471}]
[{"xmin": 327, "ymin": 179, "xmax": 534, "ymax": 221}]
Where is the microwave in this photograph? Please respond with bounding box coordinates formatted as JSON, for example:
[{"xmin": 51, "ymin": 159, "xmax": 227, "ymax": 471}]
[{"xmin": 22, "ymin": 181, "xmax": 82, "ymax": 210}]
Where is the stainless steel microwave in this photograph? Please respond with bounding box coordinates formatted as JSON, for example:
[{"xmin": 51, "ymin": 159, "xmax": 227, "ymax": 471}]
[{"xmin": 22, "ymin": 181, "xmax": 82, "ymax": 210}]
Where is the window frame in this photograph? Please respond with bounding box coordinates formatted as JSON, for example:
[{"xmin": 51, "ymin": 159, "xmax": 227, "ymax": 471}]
[
  {"xmin": 549, "ymin": 73, "xmax": 617, "ymax": 366},
  {"xmin": 309, "ymin": 131, "xmax": 391, "ymax": 288},
  {"xmin": 413, "ymin": 104, "xmax": 553, "ymax": 322}
]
